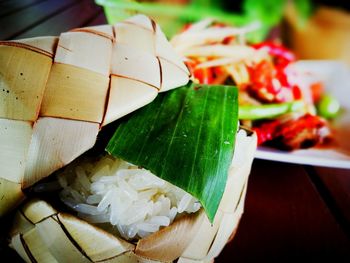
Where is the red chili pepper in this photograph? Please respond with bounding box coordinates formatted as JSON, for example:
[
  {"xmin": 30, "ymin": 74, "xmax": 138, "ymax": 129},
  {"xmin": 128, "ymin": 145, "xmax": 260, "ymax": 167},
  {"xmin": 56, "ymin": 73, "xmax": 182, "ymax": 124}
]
[
  {"xmin": 193, "ymin": 67, "xmax": 214, "ymax": 84},
  {"xmin": 247, "ymin": 60, "xmax": 280, "ymax": 102},
  {"xmin": 222, "ymin": 36, "xmax": 235, "ymax": 45},
  {"xmin": 253, "ymin": 119, "xmax": 281, "ymax": 145},
  {"xmin": 292, "ymin": 85, "xmax": 302, "ymax": 100},
  {"xmin": 252, "ymin": 41, "xmax": 295, "ymax": 66},
  {"xmin": 213, "ymin": 66, "xmax": 225, "ymax": 78},
  {"xmin": 185, "ymin": 60, "xmax": 214, "ymax": 84},
  {"xmin": 275, "ymin": 67, "xmax": 289, "ymax": 87},
  {"xmin": 249, "ymin": 61, "xmax": 275, "ymax": 89}
]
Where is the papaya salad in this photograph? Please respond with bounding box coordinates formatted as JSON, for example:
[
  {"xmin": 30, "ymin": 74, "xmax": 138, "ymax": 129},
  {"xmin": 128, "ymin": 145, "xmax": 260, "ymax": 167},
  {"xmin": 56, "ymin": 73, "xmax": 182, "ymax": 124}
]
[{"xmin": 171, "ymin": 19, "xmax": 340, "ymax": 151}]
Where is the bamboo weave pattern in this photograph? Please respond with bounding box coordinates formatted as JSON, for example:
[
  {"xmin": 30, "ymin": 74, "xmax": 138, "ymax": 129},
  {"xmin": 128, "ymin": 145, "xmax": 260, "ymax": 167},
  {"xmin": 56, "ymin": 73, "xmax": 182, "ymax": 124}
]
[{"xmin": 0, "ymin": 15, "xmax": 189, "ymax": 216}]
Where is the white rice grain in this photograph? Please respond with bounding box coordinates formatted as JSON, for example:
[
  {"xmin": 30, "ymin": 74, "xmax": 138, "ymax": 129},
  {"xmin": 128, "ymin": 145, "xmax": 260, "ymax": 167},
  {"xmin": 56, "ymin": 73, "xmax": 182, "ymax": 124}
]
[
  {"xmin": 68, "ymin": 187, "xmax": 85, "ymax": 203},
  {"xmin": 74, "ymin": 203, "xmax": 102, "ymax": 215},
  {"xmin": 90, "ymin": 181, "xmax": 105, "ymax": 193},
  {"xmin": 127, "ymin": 225, "xmax": 138, "ymax": 239},
  {"xmin": 90, "ymin": 165, "xmax": 110, "ymax": 182},
  {"xmin": 178, "ymin": 193, "xmax": 192, "ymax": 213},
  {"xmin": 149, "ymin": 216, "xmax": 170, "ymax": 227},
  {"xmin": 168, "ymin": 207, "xmax": 178, "ymax": 223},
  {"xmin": 97, "ymin": 189, "xmax": 113, "ymax": 212},
  {"xmin": 75, "ymin": 166, "xmax": 91, "ymax": 190},
  {"xmin": 137, "ymin": 223, "xmax": 160, "ymax": 233},
  {"xmin": 86, "ymin": 194, "xmax": 102, "ymax": 205},
  {"xmin": 138, "ymin": 189, "xmax": 158, "ymax": 200},
  {"xmin": 79, "ymin": 213, "xmax": 111, "ymax": 224}
]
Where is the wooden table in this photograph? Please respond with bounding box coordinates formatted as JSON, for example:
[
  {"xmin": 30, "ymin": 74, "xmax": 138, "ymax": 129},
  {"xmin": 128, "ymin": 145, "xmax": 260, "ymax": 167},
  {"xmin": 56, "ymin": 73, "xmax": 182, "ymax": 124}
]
[{"xmin": 1, "ymin": 0, "xmax": 350, "ymax": 262}]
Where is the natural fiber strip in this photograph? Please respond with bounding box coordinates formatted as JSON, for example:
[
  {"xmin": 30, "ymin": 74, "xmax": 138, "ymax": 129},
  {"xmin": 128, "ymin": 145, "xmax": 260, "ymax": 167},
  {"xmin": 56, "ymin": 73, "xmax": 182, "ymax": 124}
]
[
  {"xmin": 10, "ymin": 211, "xmax": 35, "ymax": 237},
  {"xmin": 103, "ymin": 76, "xmax": 158, "ymax": 125},
  {"xmin": 35, "ymin": 217, "xmax": 91, "ymax": 262},
  {"xmin": 58, "ymin": 213, "xmax": 134, "ymax": 262},
  {"xmin": 9, "ymin": 235, "xmax": 33, "ymax": 263},
  {"xmin": 158, "ymin": 55, "xmax": 190, "ymax": 76},
  {"xmin": 22, "ymin": 227, "xmax": 58, "ymax": 262},
  {"xmin": 23, "ymin": 117, "xmax": 99, "ymax": 188},
  {"xmin": 21, "ymin": 199, "xmax": 57, "ymax": 224},
  {"xmin": 0, "ymin": 45, "xmax": 52, "ymax": 121},
  {"xmin": 0, "ymin": 178, "xmax": 24, "ymax": 216},
  {"xmin": 121, "ymin": 20, "xmax": 154, "ymax": 32},
  {"xmin": 135, "ymin": 212, "xmax": 204, "ymax": 261},
  {"xmin": 0, "ymin": 118, "xmax": 31, "ymax": 215},
  {"xmin": 55, "ymin": 26, "xmax": 113, "ymax": 76},
  {"xmin": 114, "ymin": 18, "xmax": 155, "ymax": 54},
  {"xmin": 0, "ymin": 41, "xmax": 54, "ymax": 58},
  {"xmin": 110, "ymin": 74, "xmax": 160, "ymax": 91},
  {"xmin": 40, "ymin": 63, "xmax": 109, "ymax": 123},
  {"xmin": 70, "ymin": 28, "xmax": 115, "ymax": 41},
  {"xmin": 0, "ymin": 119, "xmax": 33, "ymax": 184},
  {"xmin": 111, "ymin": 44, "xmax": 161, "ymax": 89}
]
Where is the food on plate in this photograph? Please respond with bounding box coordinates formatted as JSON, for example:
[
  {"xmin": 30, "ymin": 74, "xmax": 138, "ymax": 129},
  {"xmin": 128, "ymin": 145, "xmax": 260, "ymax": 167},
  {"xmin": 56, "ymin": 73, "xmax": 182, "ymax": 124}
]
[
  {"xmin": 0, "ymin": 14, "xmax": 189, "ymax": 217},
  {"xmin": 9, "ymin": 83, "xmax": 257, "ymax": 262},
  {"xmin": 171, "ymin": 19, "xmax": 340, "ymax": 151}
]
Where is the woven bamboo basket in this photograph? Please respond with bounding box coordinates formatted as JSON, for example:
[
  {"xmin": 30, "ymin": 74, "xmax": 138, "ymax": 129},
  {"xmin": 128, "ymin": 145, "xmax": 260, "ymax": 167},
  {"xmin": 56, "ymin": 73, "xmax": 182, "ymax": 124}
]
[
  {"xmin": 9, "ymin": 128, "xmax": 257, "ymax": 263},
  {"xmin": 0, "ymin": 15, "xmax": 189, "ymax": 217}
]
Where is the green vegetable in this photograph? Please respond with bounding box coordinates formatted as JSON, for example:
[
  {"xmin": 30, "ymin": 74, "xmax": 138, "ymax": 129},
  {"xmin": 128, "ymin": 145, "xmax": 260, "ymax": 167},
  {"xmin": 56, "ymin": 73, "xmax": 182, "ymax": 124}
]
[
  {"xmin": 243, "ymin": 0, "xmax": 286, "ymax": 42},
  {"xmin": 191, "ymin": 0, "xmax": 314, "ymax": 42},
  {"xmin": 106, "ymin": 82, "xmax": 239, "ymax": 222},
  {"xmin": 294, "ymin": 0, "xmax": 313, "ymax": 27},
  {"xmin": 317, "ymin": 94, "xmax": 340, "ymax": 119},
  {"xmin": 239, "ymin": 100, "xmax": 305, "ymax": 120},
  {"xmin": 97, "ymin": 0, "xmax": 247, "ymax": 37},
  {"xmin": 242, "ymin": 0, "xmax": 313, "ymax": 42}
]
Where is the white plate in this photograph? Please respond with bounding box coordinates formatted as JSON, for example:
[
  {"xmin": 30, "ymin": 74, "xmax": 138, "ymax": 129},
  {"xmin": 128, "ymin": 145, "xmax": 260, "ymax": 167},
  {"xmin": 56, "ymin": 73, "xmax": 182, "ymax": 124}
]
[{"xmin": 255, "ymin": 60, "xmax": 350, "ymax": 169}]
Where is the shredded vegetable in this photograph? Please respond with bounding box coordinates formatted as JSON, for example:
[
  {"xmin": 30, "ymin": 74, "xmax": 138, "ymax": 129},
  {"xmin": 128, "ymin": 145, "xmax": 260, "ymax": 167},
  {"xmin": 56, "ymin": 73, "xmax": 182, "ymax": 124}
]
[{"xmin": 239, "ymin": 101, "xmax": 305, "ymax": 120}]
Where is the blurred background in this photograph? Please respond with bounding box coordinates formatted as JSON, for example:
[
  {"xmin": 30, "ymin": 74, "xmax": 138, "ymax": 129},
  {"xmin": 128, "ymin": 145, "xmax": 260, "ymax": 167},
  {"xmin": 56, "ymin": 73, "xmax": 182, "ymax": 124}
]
[{"xmin": 98, "ymin": 0, "xmax": 350, "ymax": 65}]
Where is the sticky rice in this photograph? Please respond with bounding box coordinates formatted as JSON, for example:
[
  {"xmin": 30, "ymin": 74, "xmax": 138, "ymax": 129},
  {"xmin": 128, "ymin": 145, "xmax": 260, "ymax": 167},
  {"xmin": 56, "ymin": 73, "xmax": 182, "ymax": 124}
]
[{"xmin": 58, "ymin": 129, "xmax": 250, "ymax": 240}]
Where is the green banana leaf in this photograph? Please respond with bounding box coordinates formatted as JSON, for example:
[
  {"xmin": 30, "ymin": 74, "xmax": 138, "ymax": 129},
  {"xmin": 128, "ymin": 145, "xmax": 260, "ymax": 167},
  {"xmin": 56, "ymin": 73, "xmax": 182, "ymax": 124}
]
[{"xmin": 106, "ymin": 82, "xmax": 238, "ymax": 222}]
